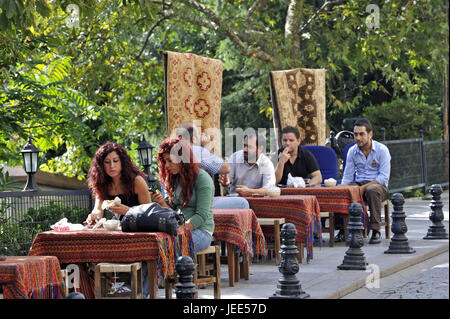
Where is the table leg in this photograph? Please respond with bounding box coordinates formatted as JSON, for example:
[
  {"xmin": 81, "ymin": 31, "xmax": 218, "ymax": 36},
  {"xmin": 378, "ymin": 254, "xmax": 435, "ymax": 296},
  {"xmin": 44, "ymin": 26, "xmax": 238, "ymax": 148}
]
[
  {"xmin": 296, "ymin": 241, "xmax": 304, "ymax": 264},
  {"xmin": 240, "ymin": 255, "xmax": 250, "ymax": 280},
  {"xmin": 226, "ymin": 243, "xmax": 235, "ymax": 287},
  {"xmin": 234, "ymin": 251, "xmax": 240, "ymax": 283},
  {"xmin": 147, "ymin": 260, "xmax": 157, "ymax": 299},
  {"xmin": 274, "ymin": 220, "xmax": 281, "ymax": 265}
]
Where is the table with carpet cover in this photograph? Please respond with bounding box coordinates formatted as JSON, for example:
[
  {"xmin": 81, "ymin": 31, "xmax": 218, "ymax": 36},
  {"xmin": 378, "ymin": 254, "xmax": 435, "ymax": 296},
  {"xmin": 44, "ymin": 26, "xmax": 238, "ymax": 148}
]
[
  {"xmin": 28, "ymin": 228, "xmax": 193, "ymax": 299},
  {"xmin": 212, "ymin": 208, "xmax": 265, "ymax": 286},
  {"xmin": 280, "ymin": 185, "xmax": 365, "ymax": 214},
  {"xmin": 0, "ymin": 255, "xmax": 65, "ymax": 299},
  {"xmin": 244, "ymin": 195, "xmax": 321, "ymax": 262}
]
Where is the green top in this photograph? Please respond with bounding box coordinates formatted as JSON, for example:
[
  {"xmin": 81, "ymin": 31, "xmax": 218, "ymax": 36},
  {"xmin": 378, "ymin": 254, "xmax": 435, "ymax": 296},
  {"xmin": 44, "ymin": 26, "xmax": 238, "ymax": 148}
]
[{"xmin": 167, "ymin": 168, "xmax": 215, "ymax": 234}]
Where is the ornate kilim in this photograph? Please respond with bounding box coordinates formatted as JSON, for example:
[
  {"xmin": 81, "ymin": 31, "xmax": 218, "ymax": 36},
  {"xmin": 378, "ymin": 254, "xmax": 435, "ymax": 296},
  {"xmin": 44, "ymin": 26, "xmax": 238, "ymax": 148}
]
[
  {"xmin": 29, "ymin": 228, "xmax": 194, "ymax": 299},
  {"xmin": 163, "ymin": 51, "xmax": 223, "ymax": 155},
  {"xmin": 0, "ymin": 256, "xmax": 65, "ymax": 299},
  {"xmin": 212, "ymin": 208, "xmax": 265, "ymax": 258},
  {"xmin": 245, "ymin": 195, "xmax": 321, "ymax": 261},
  {"xmin": 270, "ymin": 68, "xmax": 327, "ymax": 146},
  {"xmin": 280, "ymin": 186, "xmax": 369, "ymax": 225}
]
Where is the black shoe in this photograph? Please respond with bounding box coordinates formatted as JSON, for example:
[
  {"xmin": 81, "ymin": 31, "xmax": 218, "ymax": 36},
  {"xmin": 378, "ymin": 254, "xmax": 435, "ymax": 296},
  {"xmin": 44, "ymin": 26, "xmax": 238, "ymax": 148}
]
[
  {"xmin": 334, "ymin": 230, "xmax": 345, "ymax": 243},
  {"xmin": 369, "ymin": 230, "xmax": 381, "ymax": 244}
]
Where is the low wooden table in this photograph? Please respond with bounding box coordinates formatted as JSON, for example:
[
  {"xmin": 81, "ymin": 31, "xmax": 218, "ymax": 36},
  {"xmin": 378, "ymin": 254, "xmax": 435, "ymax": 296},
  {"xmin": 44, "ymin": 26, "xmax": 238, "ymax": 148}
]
[
  {"xmin": 28, "ymin": 228, "xmax": 193, "ymax": 299},
  {"xmin": 212, "ymin": 208, "xmax": 265, "ymax": 286},
  {"xmin": 280, "ymin": 185, "xmax": 368, "ymax": 243},
  {"xmin": 280, "ymin": 185, "xmax": 365, "ymax": 214},
  {"xmin": 0, "ymin": 256, "xmax": 65, "ymax": 299},
  {"xmin": 245, "ymin": 195, "xmax": 321, "ymax": 263}
]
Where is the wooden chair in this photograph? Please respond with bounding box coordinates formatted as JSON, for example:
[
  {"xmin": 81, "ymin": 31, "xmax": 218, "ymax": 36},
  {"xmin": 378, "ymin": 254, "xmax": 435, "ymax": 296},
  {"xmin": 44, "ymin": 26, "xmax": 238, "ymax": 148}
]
[
  {"xmin": 165, "ymin": 245, "xmax": 221, "ymax": 299},
  {"xmin": 94, "ymin": 262, "xmax": 142, "ymax": 299},
  {"xmin": 319, "ymin": 212, "xmax": 335, "ymax": 247},
  {"xmin": 257, "ymin": 218, "xmax": 285, "ymax": 264},
  {"xmin": 194, "ymin": 245, "xmax": 221, "ymax": 299}
]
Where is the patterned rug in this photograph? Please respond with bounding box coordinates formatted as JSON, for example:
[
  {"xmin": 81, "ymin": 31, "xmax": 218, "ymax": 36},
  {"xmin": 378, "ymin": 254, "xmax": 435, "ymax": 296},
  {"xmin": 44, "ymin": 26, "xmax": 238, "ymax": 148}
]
[
  {"xmin": 163, "ymin": 51, "xmax": 222, "ymax": 155},
  {"xmin": 270, "ymin": 68, "xmax": 327, "ymax": 146}
]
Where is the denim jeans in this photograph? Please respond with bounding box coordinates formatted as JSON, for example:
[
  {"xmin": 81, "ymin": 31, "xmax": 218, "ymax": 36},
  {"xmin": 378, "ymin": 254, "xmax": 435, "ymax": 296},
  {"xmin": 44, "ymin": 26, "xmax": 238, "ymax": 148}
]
[
  {"xmin": 212, "ymin": 196, "xmax": 250, "ymax": 209},
  {"xmin": 141, "ymin": 228, "xmax": 212, "ymax": 299},
  {"xmin": 191, "ymin": 228, "xmax": 212, "ymax": 252}
]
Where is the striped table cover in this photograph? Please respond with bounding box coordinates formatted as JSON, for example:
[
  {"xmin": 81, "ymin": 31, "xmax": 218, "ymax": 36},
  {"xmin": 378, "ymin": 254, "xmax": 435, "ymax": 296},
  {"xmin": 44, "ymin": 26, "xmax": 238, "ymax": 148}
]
[
  {"xmin": 280, "ymin": 186, "xmax": 368, "ymax": 224},
  {"xmin": 212, "ymin": 208, "xmax": 265, "ymax": 258},
  {"xmin": 29, "ymin": 228, "xmax": 194, "ymax": 298},
  {"xmin": 245, "ymin": 195, "xmax": 321, "ymax": 261},
  {"xmin": 0, "ymin": 256, "xmax": 65, "ymax": 299}
]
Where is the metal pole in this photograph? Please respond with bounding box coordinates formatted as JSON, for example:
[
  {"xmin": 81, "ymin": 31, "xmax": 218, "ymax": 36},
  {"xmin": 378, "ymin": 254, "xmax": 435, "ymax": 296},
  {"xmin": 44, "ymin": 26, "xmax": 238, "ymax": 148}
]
[{"xmin": 419, "ymin": 129, "xmax": 428, "ymax": 192}]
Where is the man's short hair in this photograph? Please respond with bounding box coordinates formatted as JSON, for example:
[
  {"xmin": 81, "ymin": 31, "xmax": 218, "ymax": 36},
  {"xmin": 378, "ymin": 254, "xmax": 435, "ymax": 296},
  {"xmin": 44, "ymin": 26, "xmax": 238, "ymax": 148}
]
[
  {"xmin": 281, "ymin": 126, "xmax": 300, "ymax": 139},
  {"xmin": 176, "ymin": 122, "xmax": 199, "ymax": 143},
  {"xmin": 245, "ymin": 131, "xmax": 266, "ymax": 151},
  {"xmin": 353, "ymin": 118, "xmax": 373, "ymax": 133}
]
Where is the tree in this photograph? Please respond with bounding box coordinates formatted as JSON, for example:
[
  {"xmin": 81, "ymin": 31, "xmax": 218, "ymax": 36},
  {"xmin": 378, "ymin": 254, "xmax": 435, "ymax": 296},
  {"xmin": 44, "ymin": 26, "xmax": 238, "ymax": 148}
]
[{"xmin": 1, "ymin": 0, "xmax": 448, "ymax": 178}]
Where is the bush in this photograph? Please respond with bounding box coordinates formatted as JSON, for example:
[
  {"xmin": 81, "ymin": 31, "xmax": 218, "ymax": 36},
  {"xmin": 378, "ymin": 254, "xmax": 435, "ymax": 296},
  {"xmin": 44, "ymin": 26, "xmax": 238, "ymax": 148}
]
[
  {"xmin": 363, "ymin": 98, "xmax": 442, "ymax": 141},
  {"xmin": 0, "ymin": 202, "xmax": 91, "ymax": 256}
]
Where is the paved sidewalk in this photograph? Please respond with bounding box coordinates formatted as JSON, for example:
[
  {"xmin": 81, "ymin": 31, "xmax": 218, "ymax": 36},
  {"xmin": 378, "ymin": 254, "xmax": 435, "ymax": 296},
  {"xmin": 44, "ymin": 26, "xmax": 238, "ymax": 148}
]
[{"xmin": 186, "ymin": 190, "xmax": 449, "ymax": 299}]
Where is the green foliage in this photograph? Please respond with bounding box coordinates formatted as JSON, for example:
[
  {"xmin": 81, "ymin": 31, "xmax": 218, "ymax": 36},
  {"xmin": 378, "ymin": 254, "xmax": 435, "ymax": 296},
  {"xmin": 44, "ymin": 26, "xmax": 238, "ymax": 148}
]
[
  {"xmin": 0, "ymin": 201, "xmax": 90, "ymax": 256},
  {"xmin": 0, "ymin": 0, "xmax": 447, "ymax": 180},
  {"xmin": 0, "ymin": 166, "xmax": 20, "ymax": 191},
  {"xmin": 402, "ymin": 188, "xmax": 425, "ymax": 199},
  {"xmin": 363, "ymin": 98, "xmax": 442, "ymax": 141}
]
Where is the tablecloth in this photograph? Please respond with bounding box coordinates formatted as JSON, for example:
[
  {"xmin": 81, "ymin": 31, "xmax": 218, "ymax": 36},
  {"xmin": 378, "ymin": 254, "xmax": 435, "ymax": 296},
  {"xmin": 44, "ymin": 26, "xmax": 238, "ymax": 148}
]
[
  {"xmin": 212, "ymin": 208, "xmax": 265, "ymax": 258},
  {"xmin": 280, "ymin": 186, "xmax": 368, "ymax": 224},
  {"xmin": 29, "ymin": 228, "xmax": 194, "ymax": 299},
  {"xmin": 245, "ymin": 195, "xmax": 321, "ymax": 260},
  {"xmin": 0, "ymin": 256, "xmax": 65, "ymax": 299}
]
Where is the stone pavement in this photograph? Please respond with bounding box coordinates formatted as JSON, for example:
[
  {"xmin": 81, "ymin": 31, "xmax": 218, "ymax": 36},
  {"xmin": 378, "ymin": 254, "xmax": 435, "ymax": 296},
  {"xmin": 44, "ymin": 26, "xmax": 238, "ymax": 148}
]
[{"xmin": 183, "ymin": 190, "xmax": 449, "ymax": 299}]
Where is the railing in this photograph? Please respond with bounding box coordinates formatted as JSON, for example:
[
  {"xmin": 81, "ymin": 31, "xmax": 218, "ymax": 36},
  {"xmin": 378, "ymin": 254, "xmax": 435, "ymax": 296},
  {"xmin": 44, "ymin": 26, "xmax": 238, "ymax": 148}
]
[
  {"xmin": 383, "ymin": 138, "xmax": 448, "ymax": 193},
  {"xmin": 0, "ymin": 190, "xmax": 93, "ymax": 256}
]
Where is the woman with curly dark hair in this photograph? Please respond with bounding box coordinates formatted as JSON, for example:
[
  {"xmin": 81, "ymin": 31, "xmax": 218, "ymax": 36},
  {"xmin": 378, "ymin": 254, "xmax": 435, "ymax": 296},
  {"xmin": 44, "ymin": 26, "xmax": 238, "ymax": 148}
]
[
  {"xmin": 84, "ymin": 142, "xmax": 151, "ymax": 224},
  {"xmin": 151, "ymin": 137, "xmax": 215, "ymax": 251}
]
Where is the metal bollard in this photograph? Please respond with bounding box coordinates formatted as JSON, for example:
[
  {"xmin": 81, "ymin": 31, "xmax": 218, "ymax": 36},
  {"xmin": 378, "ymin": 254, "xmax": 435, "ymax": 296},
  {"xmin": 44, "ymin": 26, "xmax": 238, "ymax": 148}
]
[
  {"xmin": 175, "ymin": 255, "xmax": 197, "ymax": 299},
  {"xmin": 385, "ymin": 193, "xmax": 415, "ymax": 254},
  {"xmin": 424, "ymin": 184, "xmax": 449, "ymax": 239},
  {"xmin": 337, "ymin": 203, "xmax": 368, "ymax": 270},
  {"xmin": 270, "ymin": 223, "xmax": 309, "ymax": 299}
]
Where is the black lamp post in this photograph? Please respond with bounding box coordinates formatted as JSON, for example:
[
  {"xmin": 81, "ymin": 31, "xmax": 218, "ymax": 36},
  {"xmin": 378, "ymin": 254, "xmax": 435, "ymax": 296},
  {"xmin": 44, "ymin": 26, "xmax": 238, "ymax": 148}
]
[
  {"xmin": 20, "ymin": 137, "xmax": 41, "ymax": 191},
  {"xmin": 137, "ymin": 137, "xmax": 158, "ymax": 190}
]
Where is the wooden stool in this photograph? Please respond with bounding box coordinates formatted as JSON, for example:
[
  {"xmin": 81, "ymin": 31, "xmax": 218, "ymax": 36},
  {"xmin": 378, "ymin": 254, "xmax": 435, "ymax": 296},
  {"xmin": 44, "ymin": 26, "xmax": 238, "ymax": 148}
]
[
  {"xmin": 194, "ymin": 245, "xmax": 221, "ymax": 299},
  {"xmin": 319, "ymin": 212, "xmax": 335, "ymax": 247},
  {"xmin": 257, "ymin": 218, "xmax": 285, "ymax": 264},
  {"xmin": 94, "ymin": 262, "xmax": 142, "ymax": 299},
  {"xmin": 164, "ymin": 245, "xmax": 221, "ymax": 299}
]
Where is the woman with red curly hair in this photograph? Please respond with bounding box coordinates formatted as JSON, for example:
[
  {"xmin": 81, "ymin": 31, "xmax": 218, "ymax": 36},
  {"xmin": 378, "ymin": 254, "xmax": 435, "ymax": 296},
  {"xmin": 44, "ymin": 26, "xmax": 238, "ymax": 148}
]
[
  {"xmin": 151, "ymin": 138, "xmax": 215, "ymax": 251},
  {"xmin": 84, "ymin": 142, "xmax": 151, "ymax": 224}
]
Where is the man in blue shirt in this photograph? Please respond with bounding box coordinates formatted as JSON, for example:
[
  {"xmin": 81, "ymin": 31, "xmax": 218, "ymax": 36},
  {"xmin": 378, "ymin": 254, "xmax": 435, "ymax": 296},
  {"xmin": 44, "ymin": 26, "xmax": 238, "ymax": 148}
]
[
  {"xmin": 176, "ymin": 122, "xmax": 250, "ymax": 209},
  {"xmin": 341, "ymin": 118, "xmax": 391, "ymax": 244}
]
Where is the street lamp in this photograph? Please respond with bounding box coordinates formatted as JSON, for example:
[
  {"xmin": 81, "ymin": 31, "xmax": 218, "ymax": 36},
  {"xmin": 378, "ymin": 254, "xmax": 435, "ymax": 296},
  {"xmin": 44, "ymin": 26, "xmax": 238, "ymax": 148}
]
[
  {"xmin": 137, "ymin": 137, "xmax": 159, "ymax": 191},
  {"xmin": 20, "ymin": 137, "xmax": 41, "ymax": 191}
]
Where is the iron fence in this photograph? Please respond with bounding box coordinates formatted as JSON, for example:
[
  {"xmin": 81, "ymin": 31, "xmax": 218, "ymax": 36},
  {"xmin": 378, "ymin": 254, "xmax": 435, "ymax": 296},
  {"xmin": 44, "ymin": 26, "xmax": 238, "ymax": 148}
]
[
  {"xmin": 383, "ymin": 138, "xmax": 449, "ymax": 193},
  {"xmin": 0, "ymin": 190, "xmax": 93, "ymax": 256}
]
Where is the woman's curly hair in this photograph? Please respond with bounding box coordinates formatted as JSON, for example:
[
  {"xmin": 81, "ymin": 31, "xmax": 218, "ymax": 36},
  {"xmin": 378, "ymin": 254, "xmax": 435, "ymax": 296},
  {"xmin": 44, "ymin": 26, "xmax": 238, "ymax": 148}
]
[
  {"xmin": 157, "ymin": 138, "xmax": 200, "ymax": 207},
  {"xmin": 88, "ymin": 142, "xmax": 145, "ymax": 201}
]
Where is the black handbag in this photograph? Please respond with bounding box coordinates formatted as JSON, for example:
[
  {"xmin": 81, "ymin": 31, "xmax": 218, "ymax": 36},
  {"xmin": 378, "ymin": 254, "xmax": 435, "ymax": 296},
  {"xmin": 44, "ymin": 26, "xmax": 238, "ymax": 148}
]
[{"xmin": 120, "ymin": 203, "xmax": 185, "ymax": 235}]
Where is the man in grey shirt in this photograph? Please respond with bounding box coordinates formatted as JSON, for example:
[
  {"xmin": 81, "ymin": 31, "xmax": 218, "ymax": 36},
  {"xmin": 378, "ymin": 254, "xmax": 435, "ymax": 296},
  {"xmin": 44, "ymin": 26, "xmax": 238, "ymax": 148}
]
[{"xmin": 220, "ymin": 132, "xmax": 276, "ymax": 196}]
